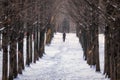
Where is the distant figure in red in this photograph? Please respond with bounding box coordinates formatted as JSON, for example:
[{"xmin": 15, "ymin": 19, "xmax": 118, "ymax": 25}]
[{"xmin": 63, "ymin": 33, "xmax": 66, "ymax": 42}]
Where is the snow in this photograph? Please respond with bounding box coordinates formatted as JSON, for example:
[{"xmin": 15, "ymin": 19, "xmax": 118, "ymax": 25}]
[
  {"xmin": 14, "ymin": 33, "xmax": 109, "ymax": 80},
  {"xmin": 0, "ymin": 27, "xmax": 5, "ymax": 31},
  {"xmin": 0, "ymin": 33, "xmax": 109, "ymax": 80},
  {"xmin": 99, "ymin": 34, "xmax": 105, "ymax": 74},
  {"xmin": 0, "ymin": 34, "xmax": 2, "ymax": 79}
]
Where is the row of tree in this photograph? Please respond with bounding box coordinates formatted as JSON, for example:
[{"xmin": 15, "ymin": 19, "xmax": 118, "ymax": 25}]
[
  {"xmin": 0, "ymin": 0, "xmax": 55, "ymax": 80},
  {"xmin": 66, "ymin": 0, "xmax": 120, "ymax": 80},
  {"xmin": 67, "ymin": 0, "xmax": 100, "ymax": 72},
  {"xmin": 0, "ymin": 0, "xmax": 120, "ymax": 80}
]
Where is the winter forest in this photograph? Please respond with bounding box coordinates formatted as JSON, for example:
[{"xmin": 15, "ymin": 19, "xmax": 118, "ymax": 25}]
[{"xmin": 0, "ymin": 0, "xmax": 120, "ymax": 80}]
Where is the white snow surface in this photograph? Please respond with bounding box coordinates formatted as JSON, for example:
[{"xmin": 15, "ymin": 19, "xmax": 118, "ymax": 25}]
[{"xmin": 0, "ymin": 33, "xmax": 109, "ymax": 80}]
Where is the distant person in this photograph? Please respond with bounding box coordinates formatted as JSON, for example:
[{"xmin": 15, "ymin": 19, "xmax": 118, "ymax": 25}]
[{"xmin": 63, "ymin": 33, "xmax": 66, "ymax": 42}]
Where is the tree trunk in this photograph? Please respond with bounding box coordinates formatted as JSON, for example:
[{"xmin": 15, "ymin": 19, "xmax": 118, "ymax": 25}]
[
  {"xmin": 104, "ymin": 26, "xmax": 110, "ymax": 78},
  {"xmin": 26, "ymin": 32, "xmax": 30, "ymax": 66},
  {"xmin": 95, "ymin": 27, "xmax": 100, "ymax": 71},
  {"xmin": 34, "ymin": 27, "xmax": 37, "ymax": 63},
  {"xmin": 12, "ymin": 42, "xmax": 18, "ymax": 78},
  {"xmin": 9, "ymin": 43, "xmax": 14, "ymax": 80},
  {"xmin": 29, "ymin": 34, "xmax": 32, "ymax": 63},
  {"xmin": 39, "ymin": 30, "xmax": 45, "ymax": 58},
  {"xmin": 9, "ymin": 41, "xmax": 17, "ymax": 79},
  {"xmin": 2, "ymin": 32, "xmax": 8, "ymax": 80},
  {"xmin": 116, "ymin": 31, "xmax": 120, "ymax": 80},
  {"xmin": 18, "ymin": 32, "xmax": 24, "ymax": 74},
  {"xmin": 37, "ymin": 27, "xmax": 39, "ymax": 60}
]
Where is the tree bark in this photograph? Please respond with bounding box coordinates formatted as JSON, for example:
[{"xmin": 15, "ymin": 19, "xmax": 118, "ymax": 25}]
[
  {"xmin": 2, "ymin": 32, "xmax": 8, "ymax": 80},
  {"xmin": 104, "ymin": 26, "xmax": 110, "ymax": 78},
  {"xmin": 18, "ymin": 32, "xmax": 24, "ymax": 74},
  {"xmin": 34, "ymin": 27, "xmax": 37, "ymax": 63},
  {"xmin": 26, "ymin": 32, "xmax": 30, "ymax": 66},
  {"xmin": 29, "ymin": 34, "xmax": 32, "ymax": 63},
  {"xmin": 95, "ymin": 27, "xmax": 100, "ymax": 71},
  {"xmin": 39, "ymin": 30, "xmax": 45, "ymax": 58}
]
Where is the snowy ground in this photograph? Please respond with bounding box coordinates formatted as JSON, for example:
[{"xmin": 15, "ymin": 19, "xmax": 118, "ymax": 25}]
[{"xmin": 0, "ymin": 33, "xmax": 109, "ymax": 80}]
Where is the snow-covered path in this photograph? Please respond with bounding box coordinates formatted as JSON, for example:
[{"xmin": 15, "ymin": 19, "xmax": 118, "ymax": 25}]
[{"xmin": 14, "ymin": 33, "xmax": 109, "ymax": 80}]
